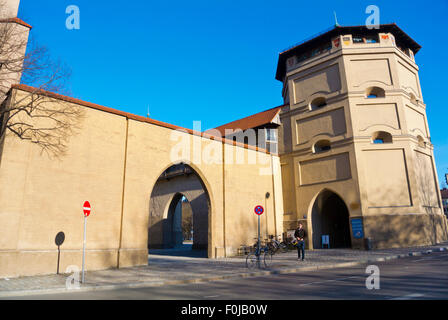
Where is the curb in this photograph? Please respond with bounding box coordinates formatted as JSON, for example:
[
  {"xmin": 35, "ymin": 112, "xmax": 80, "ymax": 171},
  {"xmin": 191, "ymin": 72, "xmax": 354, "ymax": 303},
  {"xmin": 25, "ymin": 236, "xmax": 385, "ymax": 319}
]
[{"xmin": 1, "ymin": 246, "xmax": 447, "ymax": 298}]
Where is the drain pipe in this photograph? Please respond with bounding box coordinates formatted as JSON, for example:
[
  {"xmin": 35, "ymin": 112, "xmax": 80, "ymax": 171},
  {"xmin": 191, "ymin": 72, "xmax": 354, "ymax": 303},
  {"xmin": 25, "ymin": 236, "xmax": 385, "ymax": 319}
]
[{"xmin": 117, "ymin": 117, "xmax": 129, "ymax": 268}]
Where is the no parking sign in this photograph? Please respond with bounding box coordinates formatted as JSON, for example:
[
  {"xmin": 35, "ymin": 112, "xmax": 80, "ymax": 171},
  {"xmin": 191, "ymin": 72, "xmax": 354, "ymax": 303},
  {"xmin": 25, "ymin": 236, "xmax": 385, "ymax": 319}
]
[{"xmin": 254, "ymin": 205, "xmax": 264, "ymax": 216}]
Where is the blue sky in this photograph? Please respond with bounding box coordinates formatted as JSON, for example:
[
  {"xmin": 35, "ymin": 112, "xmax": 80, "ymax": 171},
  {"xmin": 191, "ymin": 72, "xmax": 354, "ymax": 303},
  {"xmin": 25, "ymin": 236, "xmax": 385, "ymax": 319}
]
[{"xmin": 18, "ymin": 0, "xmax": 448, "ymax": 185}]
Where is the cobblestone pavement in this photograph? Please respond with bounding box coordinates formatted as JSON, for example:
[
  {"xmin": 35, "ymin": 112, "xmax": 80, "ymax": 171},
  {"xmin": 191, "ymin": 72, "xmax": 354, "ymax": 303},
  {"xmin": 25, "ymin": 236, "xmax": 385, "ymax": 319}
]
[{"xmin": 1, "ymin": 242, "xmax": 447, "ymax": 297}]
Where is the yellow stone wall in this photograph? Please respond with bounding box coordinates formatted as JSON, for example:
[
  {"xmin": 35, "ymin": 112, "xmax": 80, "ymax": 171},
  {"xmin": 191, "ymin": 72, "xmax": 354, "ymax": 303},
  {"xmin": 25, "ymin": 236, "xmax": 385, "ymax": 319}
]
[{"xmin": 0, "ymin": 88, "xmax": 284, "ymax": 278}]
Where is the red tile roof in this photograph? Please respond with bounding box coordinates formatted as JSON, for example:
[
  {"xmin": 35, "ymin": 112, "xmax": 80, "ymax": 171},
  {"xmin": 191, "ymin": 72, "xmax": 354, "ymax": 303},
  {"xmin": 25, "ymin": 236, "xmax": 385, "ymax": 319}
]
[
  {"xmin": 10, "ymin": 84, "xmax": 273, "ymax": 155},
  {"xmin": 211, "ymin": 105, "xmax": 286, "ymax": 137},
  {"xmin": 0, "ymin": 18, "xmax": 32, "ymax": 29}
]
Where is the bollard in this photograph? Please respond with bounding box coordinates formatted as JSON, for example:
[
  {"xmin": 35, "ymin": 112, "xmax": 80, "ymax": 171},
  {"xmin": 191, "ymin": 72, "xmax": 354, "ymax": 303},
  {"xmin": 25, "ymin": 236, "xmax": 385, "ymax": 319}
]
[{"xmin": 364, "ymin": 237, "xmax": 373, "ymax": 251}]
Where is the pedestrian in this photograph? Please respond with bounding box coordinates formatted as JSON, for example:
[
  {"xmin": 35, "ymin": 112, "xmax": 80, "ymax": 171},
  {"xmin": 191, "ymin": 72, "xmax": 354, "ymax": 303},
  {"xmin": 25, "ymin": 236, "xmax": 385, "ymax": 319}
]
[{"xmin": 294, "ymin": 223, "xmax": 306, "ymax": 261}]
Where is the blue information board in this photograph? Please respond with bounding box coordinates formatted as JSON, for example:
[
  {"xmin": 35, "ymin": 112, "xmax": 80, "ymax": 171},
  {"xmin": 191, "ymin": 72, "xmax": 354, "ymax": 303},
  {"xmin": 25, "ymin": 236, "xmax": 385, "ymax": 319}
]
[{"xmin": 351, "ymin": 219, "xmax": 364, "ymax": 239}]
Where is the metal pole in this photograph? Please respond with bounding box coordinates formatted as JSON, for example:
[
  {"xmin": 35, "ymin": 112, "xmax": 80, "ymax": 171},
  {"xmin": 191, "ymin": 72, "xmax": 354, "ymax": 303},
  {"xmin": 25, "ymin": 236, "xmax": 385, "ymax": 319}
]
[
  {"xmin": 257, "ymin": 215, "xmax": 261, "ymax": 267},
  {"xmin": 57, "ymin": 246, "xmax": 60, "ymax": 275},
  {"xmin": 82, "ymin": 215, "xmax": 87, "ymax": 283}
]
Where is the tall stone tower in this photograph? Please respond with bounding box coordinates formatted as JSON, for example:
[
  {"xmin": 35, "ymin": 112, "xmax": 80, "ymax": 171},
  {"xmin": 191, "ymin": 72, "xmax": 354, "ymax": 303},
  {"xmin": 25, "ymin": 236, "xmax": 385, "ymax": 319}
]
[
  {"xmin": 0, "ymin": 0, "xmax": 20, "ymax": 18},
  {"xmin": 0, "ymin": 0, "xmax": 31, "ymax": 102},
  {"xmin": 277, "ymin": 24, "xmax": 448, "ymax": 250}
]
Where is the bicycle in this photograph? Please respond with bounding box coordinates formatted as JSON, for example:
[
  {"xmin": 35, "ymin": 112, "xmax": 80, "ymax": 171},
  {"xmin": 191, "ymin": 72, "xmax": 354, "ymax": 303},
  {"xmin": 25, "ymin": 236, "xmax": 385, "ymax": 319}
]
[
  {"xmin": 282, "ymin": 236, "xmax": 298, "ymax": 250},
  {"xmin": 266, "ymin": 235, "xmax": 288, "ymax": 255},
  {"xmin": 246, "ymin": 239, "xmax": 273, "ymax": 269}
]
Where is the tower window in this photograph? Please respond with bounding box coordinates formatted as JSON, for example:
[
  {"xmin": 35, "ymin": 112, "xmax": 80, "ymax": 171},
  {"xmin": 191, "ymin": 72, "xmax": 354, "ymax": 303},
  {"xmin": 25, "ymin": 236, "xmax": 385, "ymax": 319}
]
[
  {"xmin": 266, "ymin": 129, "xmax": 277, "ymax": 142},
  {"xmin": 365, "ymin": 36, "xmax": 379, "ymax": 43},
  {"xmin": 366, "ymin": 87, "xmax": 385, "ymax": 99},
  {"xmin": 352, "ymin": 35, "xmax": 379, "ymax": 44},
  {"xmin": 410, "ymin": 93, "xmax": 418, "ymax": 105},
  {"xmin": 313, "ymin": 140, "xmax": 332, "ymax": 153},
  {"xmin": 417, "ymin": 136, "xmax": 426, "ymax": 148},
  {"xmin": 310, "ymin": 97, "xmax": 327, "ymax": 110},
  {"xmin": 372, "ymin": 131, "xmax": 392, "ymax": 144},
  {"xmin": 311, "ymin": 48, "xmax": 320, "ymax": 57}
]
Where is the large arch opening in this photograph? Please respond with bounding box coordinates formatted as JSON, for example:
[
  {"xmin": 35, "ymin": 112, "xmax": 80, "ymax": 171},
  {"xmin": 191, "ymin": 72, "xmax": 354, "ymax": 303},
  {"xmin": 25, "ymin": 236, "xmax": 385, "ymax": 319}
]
[
  {"xmin": 148, "ymin": 163, "xmax": 210, "ymax": 258},
  {"xmin": 311, "ymin": 190, "xmax": 352, "ymax": 249}
]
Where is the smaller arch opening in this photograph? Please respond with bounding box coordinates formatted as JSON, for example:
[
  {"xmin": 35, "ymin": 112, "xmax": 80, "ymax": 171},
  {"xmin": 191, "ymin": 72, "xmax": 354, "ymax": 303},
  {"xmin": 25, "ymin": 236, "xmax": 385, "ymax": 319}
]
[
  {"xmin": 311, "ymin": 189, "xmax": 352, "ymax": 249},
  {"xmin": 310, "ymin": 97, "xmax": 327, "ymax": 110},
  {"xmin": 167, "ymin": 194, "xmax": 194, "ymax": 249},
  {"xmin": 366, "ymin": 87, "xmax": 385, "ymax": 99},
  {"xmin": 313, "ymin": 140, "xmax": 332, "ymax": 153},
  {"xmin": 372, "ymin": 131, "xmax": 393, "ymax": 144}
]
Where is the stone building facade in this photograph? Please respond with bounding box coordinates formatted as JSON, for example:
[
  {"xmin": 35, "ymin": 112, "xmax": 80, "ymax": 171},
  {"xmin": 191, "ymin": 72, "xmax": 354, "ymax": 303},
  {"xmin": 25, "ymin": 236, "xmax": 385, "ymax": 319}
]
[
  {"xmin": 0, "ymin": 1, "xmax": 447, "ymax": 278},
  {"xmin": 275, "ymin": 24, "xmax": 447, "ymax": 249}
]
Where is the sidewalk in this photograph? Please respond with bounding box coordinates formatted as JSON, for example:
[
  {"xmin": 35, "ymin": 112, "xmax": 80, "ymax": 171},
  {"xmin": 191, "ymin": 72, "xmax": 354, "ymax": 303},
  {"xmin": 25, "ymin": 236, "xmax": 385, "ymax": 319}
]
[{"xmin": 1, "ymin": 242, "xmax": 448, "ymax": 298}]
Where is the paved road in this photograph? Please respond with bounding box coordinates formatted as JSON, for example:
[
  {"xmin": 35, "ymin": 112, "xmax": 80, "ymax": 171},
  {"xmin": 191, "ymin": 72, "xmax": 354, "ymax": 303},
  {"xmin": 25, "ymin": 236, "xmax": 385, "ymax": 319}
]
[{"xmin": 6, "ymin": 252, "xmax": 448, "ymax": 300}]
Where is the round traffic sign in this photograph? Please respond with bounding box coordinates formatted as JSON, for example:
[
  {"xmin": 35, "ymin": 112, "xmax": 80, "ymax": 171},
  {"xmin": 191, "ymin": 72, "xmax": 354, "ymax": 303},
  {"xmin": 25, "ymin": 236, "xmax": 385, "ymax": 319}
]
[
  {"xmin": 55, "ymin": 232, "xmax": 65, "ymax": 246},
  {"xmin": 254, "ymin": 205, "xmax": 264, "ymax": 216},
  {"xmin": 83, "ymin": 201, "xmax": 91, "ymax": 217}
]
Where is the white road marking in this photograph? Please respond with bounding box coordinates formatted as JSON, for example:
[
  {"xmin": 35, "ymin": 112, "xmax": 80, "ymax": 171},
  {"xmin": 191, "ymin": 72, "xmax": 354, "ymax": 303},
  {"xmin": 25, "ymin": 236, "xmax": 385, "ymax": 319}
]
[
  {"xmin": 299, "ymin": 276, "xmax": 362, "ymax": 287},
  {"xmin": 414, "ymin": 256, "xmax": 448, "ymax": 262},
  {"xmin": 390, "ymin": 293, "xmax": 425, "ymax": 300}
]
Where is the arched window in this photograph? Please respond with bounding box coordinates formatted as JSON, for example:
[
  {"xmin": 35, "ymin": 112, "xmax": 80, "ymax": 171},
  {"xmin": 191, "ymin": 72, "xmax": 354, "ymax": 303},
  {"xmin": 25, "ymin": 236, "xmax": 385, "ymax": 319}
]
[
  {"xmin": 366, "ymin": 87, "xmax": 385, "ymax": 99},
  {"xmin": 310, "ymin": 97, "xmax": 327, "ymax": 110},
  {"xmin": 313, "ymin": 140, "xmax": 332, "ymax": 153},
  {"xmin": 410, "ymin": 93, "xmax": 418, "ymax": 105},
  {"xmin": 372, "ymin": 131, "xmax": 393, "ymax": 144},
  {"xmin": 417, "ymin": 135, "xmax": 426, "ymax": 148}
]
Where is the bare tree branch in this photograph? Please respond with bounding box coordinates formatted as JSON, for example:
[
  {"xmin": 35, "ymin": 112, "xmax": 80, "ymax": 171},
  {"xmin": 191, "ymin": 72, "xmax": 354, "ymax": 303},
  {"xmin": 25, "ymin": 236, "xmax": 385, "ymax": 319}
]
[{"xmin": 0, "ymin": 4, "xmax": 84, "ymax": 158}]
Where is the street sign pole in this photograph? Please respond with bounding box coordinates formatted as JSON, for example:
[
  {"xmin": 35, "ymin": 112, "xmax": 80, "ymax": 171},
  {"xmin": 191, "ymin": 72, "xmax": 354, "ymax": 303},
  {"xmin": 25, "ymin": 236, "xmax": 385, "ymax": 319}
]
[
  {"xmin": 254, "ymin": 205, "xmax": 264, "ymax": 268},
  {"xmin": 257, "ymin": 214, "xmax": 261, "ymax": 267},
  {"xmin": 82, "ymin": 214, "xmax": 87, "ymax": 283},
  {"xmin": 81, "ymin": 201, "xmax": 91, "ymax": 284}
]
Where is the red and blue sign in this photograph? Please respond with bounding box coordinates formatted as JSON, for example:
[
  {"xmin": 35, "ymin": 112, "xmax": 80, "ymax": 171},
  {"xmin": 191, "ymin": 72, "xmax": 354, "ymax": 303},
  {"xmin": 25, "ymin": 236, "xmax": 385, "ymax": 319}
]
[{"xmin": 254, "ymin": 205, "xmax": 264, "ymax": 216}]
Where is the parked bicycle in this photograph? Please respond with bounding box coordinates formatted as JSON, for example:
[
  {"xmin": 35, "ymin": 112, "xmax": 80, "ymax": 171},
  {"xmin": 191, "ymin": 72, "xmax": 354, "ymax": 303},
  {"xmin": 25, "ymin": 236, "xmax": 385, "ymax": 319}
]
[
  {"xmin": 246, "ymin": 239, "xmax": 272, "ymax": 269},
  {"xmin": 283, "ymin": 235, "xmax": 298, "ymax": 250},
  {"xmin": 266, "ymin": 235, "xmax": 288, "ymax": 255}
]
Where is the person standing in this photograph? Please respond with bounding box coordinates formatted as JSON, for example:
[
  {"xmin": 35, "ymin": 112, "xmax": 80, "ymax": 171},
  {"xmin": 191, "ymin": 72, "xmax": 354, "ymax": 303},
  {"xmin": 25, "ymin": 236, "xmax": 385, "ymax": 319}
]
[{"xmin": 294, "ymin": 223, "xmax": 306, "ymax": 261}]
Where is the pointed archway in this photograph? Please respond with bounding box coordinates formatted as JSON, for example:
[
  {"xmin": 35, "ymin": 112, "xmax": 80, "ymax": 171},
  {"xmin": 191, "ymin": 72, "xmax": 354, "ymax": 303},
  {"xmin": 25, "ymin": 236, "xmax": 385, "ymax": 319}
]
[
  {"xmin": 162, "ymin": 193, "xmax": 193, "ymax": 249},
  {"xmin": 311, "ymin": 189, "xmax": 352, "ymax": 249},
  {"xmin": 148, "ymin": 163, "xmax": 210, "ymax": 257}
]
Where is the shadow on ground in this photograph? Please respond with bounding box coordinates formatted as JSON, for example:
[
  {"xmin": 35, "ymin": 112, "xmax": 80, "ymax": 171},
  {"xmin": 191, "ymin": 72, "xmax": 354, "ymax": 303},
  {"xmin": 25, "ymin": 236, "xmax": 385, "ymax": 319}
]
[{"xmin": 149, "ymin": 244, "xmax": 207, "ymax": 258}]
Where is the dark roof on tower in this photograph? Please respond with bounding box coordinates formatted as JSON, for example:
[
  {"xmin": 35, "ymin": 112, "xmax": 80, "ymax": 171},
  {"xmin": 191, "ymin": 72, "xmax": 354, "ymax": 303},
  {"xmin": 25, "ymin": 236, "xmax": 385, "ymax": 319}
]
[{"xmin": 276, "ymin": 23, "xmax": 421, "ymax": 81}]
